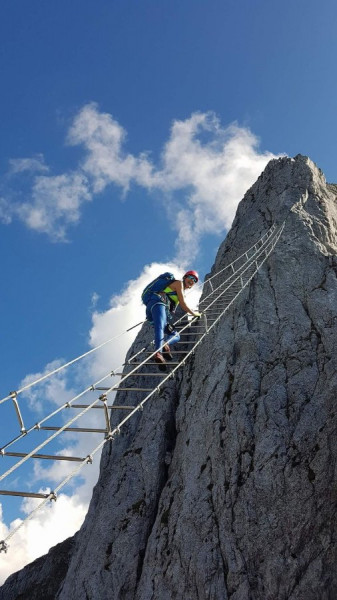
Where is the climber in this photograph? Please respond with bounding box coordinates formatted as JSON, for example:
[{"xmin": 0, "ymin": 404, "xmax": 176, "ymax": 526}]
[{"xmin": 142, "ymin": 271, "xmax": 201, "ymax": 370}]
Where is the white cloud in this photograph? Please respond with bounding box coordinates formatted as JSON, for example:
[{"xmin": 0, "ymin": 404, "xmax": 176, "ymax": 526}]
[
  {"xmin": 2, "ymin": 104, "xmax": 282, "ymax": 252},
  {"xmin": 8, "ymin": 155, "xmax": 49, "ymax": 175},
  {"xmin": 0, "ymin": 198, "xmax": 12, "ymax": 225},
  {"xmin": 67, "ymin": 102, "xmax": 155, "ymax": 193},
  {"xmin": 156, "ymin": 114, "xmax": 279, "ymax": 262},
  {"xmin": 0, "ymin": 493, "xmax": 87, "ymax": 585},
  {"xmin": 66, "ymin": 106, "xmax": 280, "ymax": 262},
  {"xmin": 90, "ymin": 292, "xmax": 100, "ymax": 309},
  {"xmin": 20, "ymin": 359, "xmax": 76, "ymax": 414},
  {"xmin": 16, "ymin": 172, "xmax": 92, "ymax": 241},
  {"xmin": 1, "ymin": 172, "xmax": 91, "ymax": 242}
]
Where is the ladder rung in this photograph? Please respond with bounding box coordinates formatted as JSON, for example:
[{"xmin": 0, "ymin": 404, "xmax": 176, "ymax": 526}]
[
  {"xmin": 202, "ymin": 294, "xmax": 238, "ymax": 302},
  {"xmin": 214, "ymin": 294, "xmax": 237, "ymax": 299},
  {"xmin": 95, "ymin": 390, "xmax": 157, "ymax": 392},
  {"xmin": 114, "ymin": 373, "xmax": 167, "ymax": 377},
  {"xmin": 112, "ymin": 387, "xmax": 154, "ymax": 392},
  {"xmin": 95, "ymin": 386, "xmax": 114, "ymax": 390},
  {"xmin": 208, "ymin": 300, "xmax": 233, "ymax": 305},
  {"xmin": 203, "ymin": 294, "xmax": 234, "ymax": 298},
  {"xmin": 128, "ymin": 362, "xmax": 180, "ymax": 366},
  {"xmin": 145, "ymin": 350, "xmax": 187, "ymax": 354},
  {"xmin": 211, "ymin": 295, "xmax": 236, "ymax": 300},
  {"xmin": 179, "ymin": 332, "xmax": 203, "ymax": 336},
  {"xmin": 1, "ymin": 452, "xmax": 85, "ymax": 462},
  {"xmin": 213, "ymin": 300, "xmax": 234, "ymax": 306},
  {"xmin": 176, "ymin": 325, "xmax": 204, "ymax": 330},
  {"xmin": 0, "ymin": 490, "xmax": 51, "ymax": 499},
  {"xmin": 70, "ymin": 404, "xmax": 135, "ymax": 410},
  {"xmin": 38, "ymin": 426, "xmax": 107, "ymax": 433}
]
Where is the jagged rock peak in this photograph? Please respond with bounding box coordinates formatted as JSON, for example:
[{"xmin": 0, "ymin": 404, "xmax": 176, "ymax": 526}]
[
  {"xmin": 1, "ymin": 154, "xmax": 337, "ymax": 600},
  {"xmin": 209, "ymin": 154, "xmax": 337, "ymax": 283}
]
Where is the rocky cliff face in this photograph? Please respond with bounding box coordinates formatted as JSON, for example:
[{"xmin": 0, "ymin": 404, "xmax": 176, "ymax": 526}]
[{"xmin": 2, "ymin": 155, "xmax": 337, "ymax": 600}]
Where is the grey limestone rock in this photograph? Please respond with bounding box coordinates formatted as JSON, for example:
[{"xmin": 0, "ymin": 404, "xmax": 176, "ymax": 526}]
[
  {"xmin": 1, "ymin": 155, "xmax": 337, "ymax": 599},
  {"xmin": 0, "ymin": 536, "xmax": 76, "ymax": 600}
]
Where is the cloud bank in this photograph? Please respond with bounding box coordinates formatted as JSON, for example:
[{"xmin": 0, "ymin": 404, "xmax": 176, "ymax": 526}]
[{"xmin": 1, "ymin": 104, "xmax": 281, "ymax": 255}]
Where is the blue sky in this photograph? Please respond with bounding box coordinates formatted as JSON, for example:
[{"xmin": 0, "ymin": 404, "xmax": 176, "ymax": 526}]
[{"xmin": 1, "ymin": 0, "xmax": 337, "ymax": 580}]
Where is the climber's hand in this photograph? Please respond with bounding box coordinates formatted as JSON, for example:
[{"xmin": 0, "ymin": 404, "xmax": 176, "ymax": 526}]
[{"xmin": 193, "ymin": 311, "xmax": 202, "ymax": 319}]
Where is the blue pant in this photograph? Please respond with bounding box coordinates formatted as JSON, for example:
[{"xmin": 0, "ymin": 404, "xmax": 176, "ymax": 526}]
[{"xmin": 146, "ymin": 299, "xmax": 180, "ymax": 351}]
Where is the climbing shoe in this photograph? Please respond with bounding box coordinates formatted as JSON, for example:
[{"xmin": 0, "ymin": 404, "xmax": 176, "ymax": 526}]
[
  {"xmin": 162, "ymin": 344, "xmax": 173, "ymax": 361},
  {"xmin": 154, "ymin": 352, "xmax": 167, "ymax": 371}
]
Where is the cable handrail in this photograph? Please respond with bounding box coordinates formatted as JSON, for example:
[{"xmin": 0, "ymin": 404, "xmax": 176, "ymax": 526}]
[
  {"xmin": 0, "ymin": 315, "xmax": 200, "ymax": 474},
  {"xmin": 201, "ymin": 223, "xmax": 276, "ymax": 290},
  {"xmin": 0, "ymin": 315, "xmax": 198, "ymax": 455},
  {"xmin": 0, "ymin": 321, "xmax": 145, "ymax": 406},
  {"xmin": 0, "ymin": 223, "xmax": 277, "ymax": 460},
  {"xmin": 0, "ymin": 226, "xmax": 276, "ymax": 407},
  {"xmin": 68, "ymin": 225, "xmax": 279, "ymax": 398},
  {"xmin": 0, "ymin": 371, "xmax": 118, "ymax": 454},
  {"xmin": 0, "ymin": 223, "xmax": 277, "ymax": 454},
  {"xmin": 0, "ymin": 395, "xmax": 102, "ymax": 482},
  {"xmin": 0, "ymin": 223, "xmax": 282, "ymax": 479},
  {"xmin": 0, "ymin": 221, "xmax": 284, "ymax": 552},
  {"xmin": 199, "ymin": 225, "xmax": 276, "ymax": 308}
]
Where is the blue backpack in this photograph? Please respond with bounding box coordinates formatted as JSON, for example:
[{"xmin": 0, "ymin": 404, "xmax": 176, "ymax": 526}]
[{"xmin": 141, "ymin": 272, "xmax": 175, "ymax": 304}]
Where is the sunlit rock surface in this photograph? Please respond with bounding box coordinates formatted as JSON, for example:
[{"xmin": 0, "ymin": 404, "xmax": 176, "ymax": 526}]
[{"xmin": 1, "ymin": 155, "xmax": 337, "ymax": 600}]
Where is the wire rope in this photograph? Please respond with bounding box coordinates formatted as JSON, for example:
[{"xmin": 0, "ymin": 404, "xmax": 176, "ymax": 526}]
[
  {"xmin": 0, "ymin": 222, "xmax": 284, "ymax": 552},
  {"xmin": 0, "ymin": 223, "xmax": 278, "ymax": 461},
  {"xmin": 0, "ymin": 222, "xmax": 278, "ymax": 460},
  {"xmin": 0, "ymin": 222, "xmax": 283, "ymax": 553},
  {"xmin": 0, "ymin": 226, "xmax": 276, "ymax": 407},
  {"xmin": 0, "ymin": 322, "xmax": 145, "ymax": 406}
]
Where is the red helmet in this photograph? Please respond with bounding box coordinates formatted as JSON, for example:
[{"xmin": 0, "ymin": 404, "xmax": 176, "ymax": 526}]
[{"xmin": 183, "ymin": 270, "xmax": 199, "ymax": 283}]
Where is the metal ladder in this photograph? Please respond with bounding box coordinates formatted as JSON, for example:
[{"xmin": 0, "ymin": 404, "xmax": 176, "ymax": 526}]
[{"xmin": 0, "ymin": 221, "xmax": 284, "ymax": 552}]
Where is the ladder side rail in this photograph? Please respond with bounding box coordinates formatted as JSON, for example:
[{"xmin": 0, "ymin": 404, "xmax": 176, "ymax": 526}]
[
  {"xmin": 0, "ymin": 321, "xmax": 146, "ymax": 406},
  {"xmin": 0, "ymin": 222, "xmax": 284, "ymax": 553},
  {"xmin": 0, "ymin": 368, "xmax": 122, "ymax": 453},
  {"xmin": 199, "ymin": 224, "xmax": 281, "ymax": 309},
  {"xmin": 0, "ymin": 397, "xmax": 102, "ymax": 483},
  {"xmin": 202, "ymin": 224, "xmax": 283, "ymax": 314},
  {"xmin": 202, "ymin": 223, "xmax": 276, "ymax": 292},
  {"xmin": 0, "ymin": 225, "xmax": 276, "ymax": 412},
  {"xmin": 0, "ymin": 225, "xmax": 282, "ymax": 462}
]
